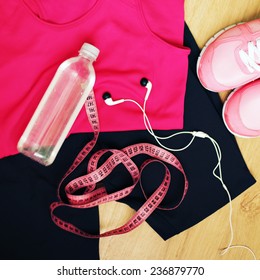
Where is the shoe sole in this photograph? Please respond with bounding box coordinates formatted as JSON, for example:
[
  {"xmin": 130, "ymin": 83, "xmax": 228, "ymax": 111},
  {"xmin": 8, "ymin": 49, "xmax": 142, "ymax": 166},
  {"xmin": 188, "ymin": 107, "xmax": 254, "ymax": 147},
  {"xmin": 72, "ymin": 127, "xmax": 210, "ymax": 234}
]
[{"xmin": 196, "ymin": 22, "xmax": 243, "ymax": 91}]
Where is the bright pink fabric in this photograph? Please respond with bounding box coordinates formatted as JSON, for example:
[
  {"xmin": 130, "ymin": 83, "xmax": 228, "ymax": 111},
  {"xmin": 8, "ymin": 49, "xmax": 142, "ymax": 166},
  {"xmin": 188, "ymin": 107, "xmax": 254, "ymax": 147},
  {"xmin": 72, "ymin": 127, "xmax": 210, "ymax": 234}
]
[{"xmin": 0, "ymin": 0, "xmax": 190, "ymax": 158}]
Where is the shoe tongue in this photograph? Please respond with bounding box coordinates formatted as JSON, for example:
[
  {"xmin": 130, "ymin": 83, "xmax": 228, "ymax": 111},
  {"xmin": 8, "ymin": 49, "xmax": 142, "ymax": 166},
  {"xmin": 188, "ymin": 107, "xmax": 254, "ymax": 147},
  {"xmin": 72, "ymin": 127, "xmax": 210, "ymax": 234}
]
[{"xmin": 239, "ymin": 89, "xmax": 260, "ymax": 130}]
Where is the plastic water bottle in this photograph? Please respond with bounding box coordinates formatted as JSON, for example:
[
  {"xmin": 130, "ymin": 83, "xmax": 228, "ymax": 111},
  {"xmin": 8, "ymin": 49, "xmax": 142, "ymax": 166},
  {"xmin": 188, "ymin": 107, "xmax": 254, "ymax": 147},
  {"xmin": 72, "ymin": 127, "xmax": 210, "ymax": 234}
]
[{"xmin": 17, "ymin": 43, "xmax": 100, "ymax": 166}]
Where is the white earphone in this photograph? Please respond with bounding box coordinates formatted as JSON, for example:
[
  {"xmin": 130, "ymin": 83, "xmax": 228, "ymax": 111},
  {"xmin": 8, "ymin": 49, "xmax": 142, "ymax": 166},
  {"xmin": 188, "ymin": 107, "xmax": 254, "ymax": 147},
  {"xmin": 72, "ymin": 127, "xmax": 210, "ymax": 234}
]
[
  {"xmin": 101, "ymin": 77, "xmax": 257, "ymax": 259},
  {"xmin": 102, "ymin": 92, "xmax": 125, "ymax": 105},
  {"xmin": 102, "ymin": 78, "xmax": 208, "ymax": 151},
  {"xmin": 103, "ymin": 77, "xmax": 152, "ymax": 106}
]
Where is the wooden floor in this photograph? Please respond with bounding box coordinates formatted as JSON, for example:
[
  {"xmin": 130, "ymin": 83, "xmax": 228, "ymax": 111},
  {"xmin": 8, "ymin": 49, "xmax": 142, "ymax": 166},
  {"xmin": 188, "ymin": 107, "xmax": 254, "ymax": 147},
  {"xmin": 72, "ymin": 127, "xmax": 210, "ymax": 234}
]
[{"xmin": 99, "ymin": 0, "xmax": 260, "ymax": 260}]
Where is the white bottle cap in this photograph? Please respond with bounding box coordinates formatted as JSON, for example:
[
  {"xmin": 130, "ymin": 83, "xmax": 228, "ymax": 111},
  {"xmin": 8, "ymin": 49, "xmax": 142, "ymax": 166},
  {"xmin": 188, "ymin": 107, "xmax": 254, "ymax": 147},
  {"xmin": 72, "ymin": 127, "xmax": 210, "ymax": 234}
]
[{"xmin": 80, "ymin": 43, "xmax": 100, "ymax": 60}]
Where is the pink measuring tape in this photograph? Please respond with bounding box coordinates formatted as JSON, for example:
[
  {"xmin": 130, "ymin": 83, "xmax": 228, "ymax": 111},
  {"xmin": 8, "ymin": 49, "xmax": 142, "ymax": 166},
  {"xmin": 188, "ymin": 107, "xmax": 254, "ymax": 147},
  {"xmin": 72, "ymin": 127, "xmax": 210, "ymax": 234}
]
[{"xmin": 50, "ymin": 91, "xmax": 189, "ymax": 238}]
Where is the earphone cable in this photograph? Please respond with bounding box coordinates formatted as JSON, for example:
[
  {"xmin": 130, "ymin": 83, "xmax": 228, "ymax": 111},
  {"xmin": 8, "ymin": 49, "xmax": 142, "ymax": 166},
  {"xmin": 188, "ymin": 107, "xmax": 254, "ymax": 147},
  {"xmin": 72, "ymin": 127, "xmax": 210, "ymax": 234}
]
[
  {"xmin": 123, "ymin": 96, "xmax": 257, "ymax": 260},
  {"xmin": 125, "ymin": 98, "xmax": 197, "ymax": 151}
]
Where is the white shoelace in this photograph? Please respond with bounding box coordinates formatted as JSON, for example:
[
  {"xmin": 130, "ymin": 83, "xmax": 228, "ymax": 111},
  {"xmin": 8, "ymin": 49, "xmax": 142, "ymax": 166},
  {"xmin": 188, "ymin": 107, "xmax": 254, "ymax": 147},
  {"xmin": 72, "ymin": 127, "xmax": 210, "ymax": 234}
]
[{"xmin": 239, "ymin": 39, "xmax": 260, "ymax": 72}]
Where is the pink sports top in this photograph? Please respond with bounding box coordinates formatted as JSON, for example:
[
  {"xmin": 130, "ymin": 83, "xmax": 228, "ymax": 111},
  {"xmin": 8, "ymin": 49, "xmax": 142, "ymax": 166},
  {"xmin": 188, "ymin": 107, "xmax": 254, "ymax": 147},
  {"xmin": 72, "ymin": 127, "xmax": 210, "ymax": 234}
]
[{"xmin": 0, "ymin": 0, "xmax": 190, "ymax": 158}]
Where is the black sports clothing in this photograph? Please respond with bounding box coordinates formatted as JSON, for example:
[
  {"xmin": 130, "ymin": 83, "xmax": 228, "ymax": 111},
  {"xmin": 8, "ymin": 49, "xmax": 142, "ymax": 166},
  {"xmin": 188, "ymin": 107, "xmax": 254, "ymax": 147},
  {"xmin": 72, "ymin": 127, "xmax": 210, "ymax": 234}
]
[{"xmin": 0, "ymin": 136, "xmax": 100, "ymax": 260}]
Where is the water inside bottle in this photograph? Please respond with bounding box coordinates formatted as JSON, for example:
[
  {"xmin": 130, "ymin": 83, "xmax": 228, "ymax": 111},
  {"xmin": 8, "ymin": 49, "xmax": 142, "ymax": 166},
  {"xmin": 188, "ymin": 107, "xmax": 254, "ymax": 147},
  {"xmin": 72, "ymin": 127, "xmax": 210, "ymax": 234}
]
[{"xmin": 18, "ymin": 58, "xmax": 92, "ymax": 165}]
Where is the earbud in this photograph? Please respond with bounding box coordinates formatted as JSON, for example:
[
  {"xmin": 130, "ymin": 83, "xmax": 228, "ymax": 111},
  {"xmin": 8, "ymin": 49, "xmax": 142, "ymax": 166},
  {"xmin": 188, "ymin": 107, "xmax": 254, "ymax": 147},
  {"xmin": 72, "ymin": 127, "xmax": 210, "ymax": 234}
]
[
  {"xmin": 140, "ymin": 77, "xmax": 152, "ymax": 101},
  {"xmin": 102, "ymin": 92, "xmax": 125, "ymax": 106},
  {"xmin": 140, "ymin": 77, "xmax": 149, "ymax": 87},
  {"xmin": 103, "ymin": 78, "xmax": 152, "ymax": 106}
]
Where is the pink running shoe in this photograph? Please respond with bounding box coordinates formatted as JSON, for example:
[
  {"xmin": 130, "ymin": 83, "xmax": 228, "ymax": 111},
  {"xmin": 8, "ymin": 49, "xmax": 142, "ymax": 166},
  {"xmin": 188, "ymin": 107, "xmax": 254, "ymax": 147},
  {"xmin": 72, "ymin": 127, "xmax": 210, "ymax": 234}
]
[
  {"xmin": 197, "ymin": 19, "xmax": 260, "ymax": 92},
  {"xmin": 223, "ymin": 79, "xmax": 260, "ymax": 138}
]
